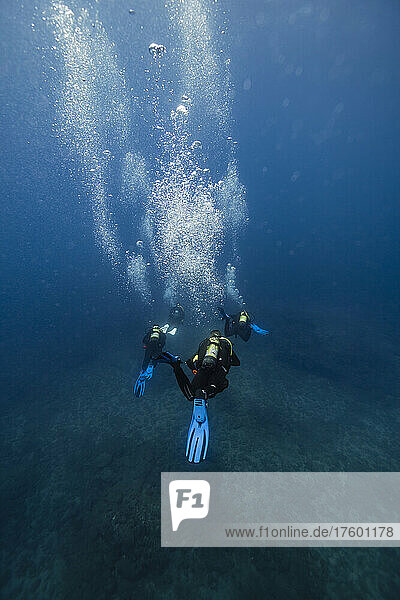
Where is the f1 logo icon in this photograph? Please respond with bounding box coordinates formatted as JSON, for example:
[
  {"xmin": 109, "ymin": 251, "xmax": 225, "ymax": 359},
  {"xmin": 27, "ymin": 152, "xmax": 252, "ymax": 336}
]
[{"xmin": 169, "ymin": 480, "xmax": 210, "ymax": 531}]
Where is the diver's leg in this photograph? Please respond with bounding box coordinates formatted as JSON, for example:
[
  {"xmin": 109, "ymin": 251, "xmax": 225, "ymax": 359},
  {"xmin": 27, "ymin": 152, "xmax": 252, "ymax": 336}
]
[
  {"xmin": 141, "ymin": 349, "xmax": 152, "ymax": 371},
  {"xmin": 206, "ymin": 372, "xmax": 228, "ymax": 398},
  {"xmin": 191, "ymin": 369, "xmax": 211, "ymax": 397},
  {"xmin": 154, "ymin": 352, "xmax": 193, "ymax": 400},
  {"xmin": 191, "ymin": 370, "xmax": 228, "ymax": 399}
]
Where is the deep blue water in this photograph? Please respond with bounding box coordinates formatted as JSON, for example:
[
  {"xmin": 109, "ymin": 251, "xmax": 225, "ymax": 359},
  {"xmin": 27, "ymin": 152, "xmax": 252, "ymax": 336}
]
[{"xmin": 1, "ymin": 1, "xmax": 399, "ymax": 598}]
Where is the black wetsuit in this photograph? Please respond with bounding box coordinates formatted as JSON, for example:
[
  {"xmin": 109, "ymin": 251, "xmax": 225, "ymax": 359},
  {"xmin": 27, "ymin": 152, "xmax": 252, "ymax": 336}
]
[
  {"xmin": 172, "ymin": 336, "xmax": 240, "ymax": 401},
  {"xmin": 142, "ymin": 327, "xmax": 166, "ymax": 370}
]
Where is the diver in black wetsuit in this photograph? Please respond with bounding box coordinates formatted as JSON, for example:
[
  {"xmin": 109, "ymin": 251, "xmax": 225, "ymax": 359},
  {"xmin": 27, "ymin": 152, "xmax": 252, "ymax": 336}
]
[
  {"xmin": 217, "ymin": 307, "xmax": 270, "ymax": 342},
  {"xmin": 169, "ymin": 303, "xmax": 184, "ymax": 328},
  {"xmin": 157, "ymin": 330, "xmax": 240, "ymax": 463},
  {"xmin": 133, "ymin": 304, "xmax": 186, "ymax": 397},
  {"xmin": 166, "ymin": 303, "xmax": 185, "ymax": 335},
  {"xmin": 133, "ymin": 325, "xmax": 167, "ymax": 398},
  {"xmin": 141, "ymin": 325, "xmax": 166, "ymax": 370},
  {"xmin": 158, "ymin": 329, "xmax": 240, "ymax": 401}
]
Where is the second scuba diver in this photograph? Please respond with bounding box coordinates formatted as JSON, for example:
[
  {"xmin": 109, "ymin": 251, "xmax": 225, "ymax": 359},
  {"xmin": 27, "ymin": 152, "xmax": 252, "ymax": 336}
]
[
  {"xmin": 133, "ymin": 304, "xmax": 185, "ymax": 398},
  {"xmin": 167, "ymin": 303, "xmax": 184, "ymax": 335},
  {"xmin": 158, "ymin": 330, "xmax": 240, "ymax": 463},
  {"xmin": 134, "ymin": 324, "xmax": 167, "ymax": 398},
  {"xmin": 217, "ymin": 307, "xmax": 269, "ymax": 341}
]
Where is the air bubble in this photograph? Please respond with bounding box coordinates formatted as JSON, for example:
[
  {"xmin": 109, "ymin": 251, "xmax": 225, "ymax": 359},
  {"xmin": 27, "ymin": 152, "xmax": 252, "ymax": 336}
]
[{"xmin": 148, "ymin": 43, "xmax": 166, "ymax": 59}]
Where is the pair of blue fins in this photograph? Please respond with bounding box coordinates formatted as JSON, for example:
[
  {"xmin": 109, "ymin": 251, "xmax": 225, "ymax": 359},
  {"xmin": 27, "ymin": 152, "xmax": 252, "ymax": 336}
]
[
  {"xmin": 134, "ymin": 357, "xmax": 208, "ymax": 463},
  {"xmin": 134, "ymin": 308, "xmax": 269, "ymax": 464},
  {"xmin": 134, "ymin": 356, "xmax": 211, "ymax": 463}
]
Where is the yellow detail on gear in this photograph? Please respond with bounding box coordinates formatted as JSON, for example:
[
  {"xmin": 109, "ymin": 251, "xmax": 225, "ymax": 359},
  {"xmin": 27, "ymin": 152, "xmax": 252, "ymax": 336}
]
[
  {"xmin": 220, "ymin": 337, "xmax": 233, "ymax": 355},
  {"xmin": 150, "ymin": 326, "xmax": 161, "ymax": 341},
  {"xmin": 239, "ymin": 311, "xmax": 249, "ymax": 324},
  {"xmin": 205, "ymin": 337, "xmax": 220, "ymax": 361}
]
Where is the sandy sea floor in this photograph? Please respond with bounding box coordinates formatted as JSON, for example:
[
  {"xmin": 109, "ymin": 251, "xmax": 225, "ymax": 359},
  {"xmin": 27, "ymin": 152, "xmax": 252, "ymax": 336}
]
[{"xmin": 1, "ymin": 306, "xmax": 399, "ymax": 599}]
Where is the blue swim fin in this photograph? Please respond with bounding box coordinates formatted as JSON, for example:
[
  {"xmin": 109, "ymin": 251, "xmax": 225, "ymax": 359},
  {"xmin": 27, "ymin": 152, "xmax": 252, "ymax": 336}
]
[
  {"xmin": 133, "ymin": 363, "xmax": 155, "ymax": 398},
  {"xmin": 133, "ymin": 371, "xmax": 147, "ymax": 398},
  {"xmin": 250, "ymin": 323, "xmax": 270, "ymax": 336},
  {"xmin": 143, "ymin": 363, "xmax": 154, "ymax": 379},
  {"xmin": 186, "ymin": 398, "xmax": 209, "ymax": 463}
]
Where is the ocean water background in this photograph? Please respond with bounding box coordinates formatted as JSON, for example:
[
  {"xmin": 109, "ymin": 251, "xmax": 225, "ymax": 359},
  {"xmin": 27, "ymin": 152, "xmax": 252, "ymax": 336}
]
[{"xmin": 1, "ymin": 0, "xmax": 399, "ymax": 598}]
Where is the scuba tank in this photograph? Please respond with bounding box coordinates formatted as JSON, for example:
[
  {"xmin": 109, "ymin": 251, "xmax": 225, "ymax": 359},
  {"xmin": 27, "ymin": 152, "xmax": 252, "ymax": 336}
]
[
  {"xmin": 146, "ymin": 325, "xmax": 165, "ymax": 354},
  {"xmin": 237, "ymin": 311, "xmax": 252, "ymax": 342},
  {"xmin": 238, "ymin": 311, "xmax": 250, "ymax": 325},
  {"xmin": 202, "ymin": 336, "xmax": 220, "ymax": 369},
  {"xmin": 150, "ymin": 325, "xmax": 161, "ymax": 342}
]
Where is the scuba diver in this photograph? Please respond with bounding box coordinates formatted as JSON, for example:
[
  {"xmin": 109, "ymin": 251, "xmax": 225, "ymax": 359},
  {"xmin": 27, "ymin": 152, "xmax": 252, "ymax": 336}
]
[
  {"xmin": 157, "ymin": 330, "xmax": 240, "ymax": 463},
  {"xmin": 166, "ymin": 303, "xmax": 184, "ymax": 336},
  {"xmin": 133, "ymin": 304, "xmax": 185, "ymax": 397},
  {"xmin": 217, "ymin": 307, "xmax": 269, "ymax": 342},
  {"xmin": 133, "ymin": 324, "xmax": 167, "ymax": 398}
]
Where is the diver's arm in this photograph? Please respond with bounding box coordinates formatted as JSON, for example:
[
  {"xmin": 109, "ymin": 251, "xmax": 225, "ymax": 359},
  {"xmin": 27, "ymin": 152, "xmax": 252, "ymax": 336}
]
[
  {"xmin": 186, "ymin": 338, "xmax": 208, "ymax": 372},
  {"xmin": 186, "ymin": 353, "xmax": 199, "ymax": 372}
]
